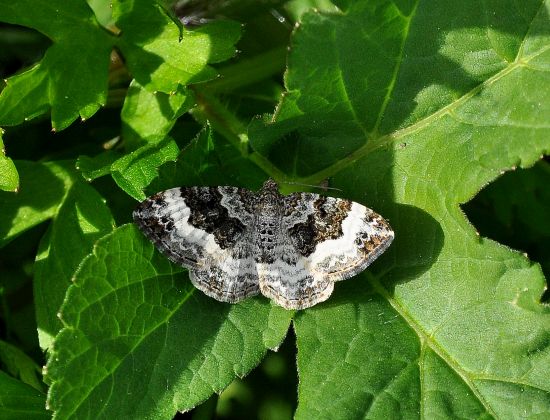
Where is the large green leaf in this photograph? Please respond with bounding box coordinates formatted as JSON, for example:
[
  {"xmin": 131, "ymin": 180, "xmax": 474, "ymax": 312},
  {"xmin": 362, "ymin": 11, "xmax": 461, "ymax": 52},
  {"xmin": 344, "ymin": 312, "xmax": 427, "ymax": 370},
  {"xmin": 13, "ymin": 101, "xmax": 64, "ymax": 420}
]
[
  {"xmin": 46, "ymin": 224, "xmax": 292, "ymax": 419},
  {"xmin": 248, "ymin": 0, "xmax": 550, "ymax": 418},
  {"xmin": 0, "ymin": 0, "xmax": 240, "ymax": 130}
]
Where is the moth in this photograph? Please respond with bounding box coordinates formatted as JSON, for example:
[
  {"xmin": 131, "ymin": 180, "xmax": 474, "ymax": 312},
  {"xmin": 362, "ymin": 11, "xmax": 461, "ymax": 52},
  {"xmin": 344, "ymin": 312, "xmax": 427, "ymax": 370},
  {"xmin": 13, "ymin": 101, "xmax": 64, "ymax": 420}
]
[{"xmin": 133, "ymin": 179, "xmax": 393, "ymax": 310}]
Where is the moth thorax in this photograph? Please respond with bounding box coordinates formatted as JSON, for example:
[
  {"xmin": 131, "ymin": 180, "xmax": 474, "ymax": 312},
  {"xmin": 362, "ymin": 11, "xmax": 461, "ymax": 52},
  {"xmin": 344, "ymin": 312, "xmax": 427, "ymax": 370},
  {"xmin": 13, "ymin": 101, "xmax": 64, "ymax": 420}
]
[{"xmin": 256, "ymin": 214, "xmax": 279, "ymax": 263}]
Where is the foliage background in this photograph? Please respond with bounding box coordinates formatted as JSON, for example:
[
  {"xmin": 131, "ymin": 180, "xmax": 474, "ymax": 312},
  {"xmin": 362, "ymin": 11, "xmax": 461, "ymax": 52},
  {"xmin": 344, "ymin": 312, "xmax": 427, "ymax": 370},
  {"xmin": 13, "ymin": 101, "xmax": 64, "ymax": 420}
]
[{"xmin": 0, "ymin": 0, "xmax": 549, "ymax": 419}]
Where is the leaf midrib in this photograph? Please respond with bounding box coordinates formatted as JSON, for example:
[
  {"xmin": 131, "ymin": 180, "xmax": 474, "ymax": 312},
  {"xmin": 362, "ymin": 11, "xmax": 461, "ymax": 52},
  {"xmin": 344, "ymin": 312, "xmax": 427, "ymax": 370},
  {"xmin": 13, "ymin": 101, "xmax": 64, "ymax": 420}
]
[
  {"xmin": 297, "ymin": 42, "xmax": 550, "ymax": 186},
  {"xmin": 369, "ymin": 275, "xmax": 499, "ymax": 418}
]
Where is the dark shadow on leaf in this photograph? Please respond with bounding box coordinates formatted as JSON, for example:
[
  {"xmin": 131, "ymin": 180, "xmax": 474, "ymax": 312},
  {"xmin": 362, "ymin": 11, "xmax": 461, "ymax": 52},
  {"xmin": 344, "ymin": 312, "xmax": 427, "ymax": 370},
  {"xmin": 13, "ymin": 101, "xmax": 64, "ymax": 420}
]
[
  {"xmin": 380, "ymin": 204, "xmax": 445, "ymax": 293},
  {"xmin": 148, "ymin": 127, "xmax": 266, "ymax": 195},
  {"xmin": 316, "ymin": 205, "xmax": 443, "ymax": 308}
]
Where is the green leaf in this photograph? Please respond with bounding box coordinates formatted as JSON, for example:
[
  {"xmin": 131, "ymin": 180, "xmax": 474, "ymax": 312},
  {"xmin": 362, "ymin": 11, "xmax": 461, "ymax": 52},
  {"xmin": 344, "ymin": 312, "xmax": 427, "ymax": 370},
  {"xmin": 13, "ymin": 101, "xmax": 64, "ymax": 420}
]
[
  {"xmin": 111, "ymin": 136, "xmax": 180, "ymax": 201},
  {"xmin": 34, "ymin": 181, "xmax": 115, "ymax": 350},
  {"xmin": 0, "ymin": 1, "xmax": 111, "ymax": 130},
  {"xmin": 0, "ymin": 0, "xmax": 240, "ymax": 130},
  {"xmin": 0, "ymin": 159, "xmax": 114, "ymax": 350},
  {"xmin": 245, "ymin": 1, "xmax": 550, "ymax": 418},
  {"xmin": 104, "ymin": 80, "xmax": 195, "ymax": 200},
  {"xmin": 0, "ymin": 130, "xmax": 18, "ymax": 192},
  {"xmin": 46, "ymin": 224, "xmax": 292, "ymax": 419},
  {"xmin": 121, "ymin": 80, "xmax": 194, "ymax": 150},
  {"xmin": 0, "ymin": 370, "xmax": 49, "ymax": 420},
  {"xmin": 114, "ymin": 3, "xmax": 241, "ymax": 93},
  {"xmin": 0, "ymin": 64, "xmax": 51, "ymax": 126},
  {"xmin": 250, "ymin": 0, "xmax": 415, "ymax": 176},
  {"xmin": 149, "ymin": 123, "xmax": 267, "ymax": 193},
  {"xmin": 76, "ymin": 151, "xmax": 121, "ymax": 182},
  {"xmin": 0, "ymin": 161, "xmax": 75, "ymax": 247},
  {"xmin": 0, "ymin": 340, "xmax": 43, "ymax": 391}
]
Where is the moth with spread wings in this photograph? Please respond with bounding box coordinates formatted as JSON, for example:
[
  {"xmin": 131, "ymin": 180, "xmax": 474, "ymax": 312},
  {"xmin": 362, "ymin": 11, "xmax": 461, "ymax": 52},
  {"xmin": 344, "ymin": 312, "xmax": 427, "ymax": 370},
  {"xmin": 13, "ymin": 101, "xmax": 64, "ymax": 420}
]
[{"xmin": 133, "ymin": 179, "xmax": 394, "ymax": 310}]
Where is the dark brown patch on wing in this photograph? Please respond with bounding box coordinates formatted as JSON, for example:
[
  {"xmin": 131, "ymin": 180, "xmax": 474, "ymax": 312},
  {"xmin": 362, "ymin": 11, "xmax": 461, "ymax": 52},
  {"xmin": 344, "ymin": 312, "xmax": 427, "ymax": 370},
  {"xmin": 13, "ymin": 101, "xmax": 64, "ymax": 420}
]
[
  {"xmin": 288, "ymin": 196, "xmax": 352, "ymax": 257},
  {"xmin": 354, "ymin": 212, "xmax": 392, "ymax": 256},
  {"xmin": 180, "ymin": 187, "xmax": 246, "ymax": 249}
]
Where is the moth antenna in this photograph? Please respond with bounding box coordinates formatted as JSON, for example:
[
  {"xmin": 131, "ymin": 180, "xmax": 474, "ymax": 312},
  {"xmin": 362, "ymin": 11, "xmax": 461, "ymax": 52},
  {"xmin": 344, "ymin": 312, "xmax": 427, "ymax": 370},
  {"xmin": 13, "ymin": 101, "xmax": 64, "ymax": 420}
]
[{"xmin": 280, "ymin": 180, "xmax": 343, "ymax": 192}]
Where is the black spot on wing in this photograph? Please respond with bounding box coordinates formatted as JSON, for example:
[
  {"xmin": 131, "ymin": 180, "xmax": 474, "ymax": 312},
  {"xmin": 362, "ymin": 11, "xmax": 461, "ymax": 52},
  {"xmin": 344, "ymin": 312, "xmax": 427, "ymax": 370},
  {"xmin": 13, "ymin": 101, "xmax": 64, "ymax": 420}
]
[
  {"xmin": 180, "ymin": 187, "xmax": 246, "ymax": 249},
  {"xmin": 286, "ymin": 195, "xmax": 352, "ymax": 257}
]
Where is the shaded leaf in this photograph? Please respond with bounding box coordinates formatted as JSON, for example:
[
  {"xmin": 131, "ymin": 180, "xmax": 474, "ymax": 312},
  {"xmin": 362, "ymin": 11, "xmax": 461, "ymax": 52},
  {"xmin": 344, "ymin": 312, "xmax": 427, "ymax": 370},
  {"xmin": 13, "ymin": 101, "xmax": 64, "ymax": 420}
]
[
  {"xmin": 0, "ymin": 340, "xmax": 43, "ymax": 391},
  {"xmin": 464, "ymin": 160, "xmax": 550, "ymax": 283},
  {"xmin": 149, "ymin": 123, "xmax": 266, "ymax": 194},
  {"xmin": 0, "ymin": 130, "xmax": 18, "ymax": 192},
  {"xmin": 0, "ymin": 370, "xmax": 49, "ymax": 420}
]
